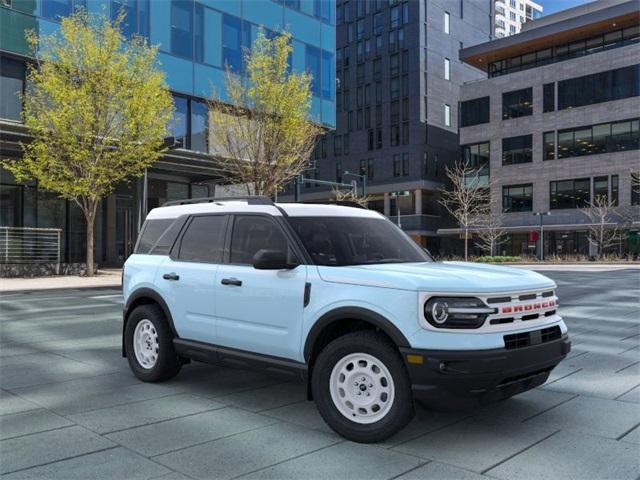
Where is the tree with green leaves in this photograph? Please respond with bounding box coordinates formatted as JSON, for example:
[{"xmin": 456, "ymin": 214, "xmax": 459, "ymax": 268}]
[
  {"xmin": 3, "ymin": 11, "xmax": 173, "ymax": 276},
  {"xmin": 208, "ymin": 31, "xmax": 320, "ymax": 197}
]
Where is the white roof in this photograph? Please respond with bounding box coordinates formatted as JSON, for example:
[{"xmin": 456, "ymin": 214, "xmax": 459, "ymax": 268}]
[{"xmin": 145, "ymin": 200, "xmax": 383, "ymax": 220}]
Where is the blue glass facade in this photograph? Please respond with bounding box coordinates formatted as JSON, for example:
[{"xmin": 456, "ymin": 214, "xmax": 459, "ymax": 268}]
[{"xmin": 0, "ymin": 0, "xmax": 336, "ymax": 129}]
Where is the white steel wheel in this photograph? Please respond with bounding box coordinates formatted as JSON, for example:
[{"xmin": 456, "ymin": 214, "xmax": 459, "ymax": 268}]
[
  {"xmin": 133, "ymin": 319, "xmax": 159, "ymax": 369},
  {"xmin": 329, "ymin": 352, "xmax": 395, "ymax": 424}
]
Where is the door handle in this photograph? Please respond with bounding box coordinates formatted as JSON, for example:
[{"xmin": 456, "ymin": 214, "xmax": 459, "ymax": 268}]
[
  {"xmin": 163, "ymin": 272, "xmax": 180, "ymax": 281},
  {"xmin": 221, "ymin": 277, "xmax": 242, "ymax": 287}
]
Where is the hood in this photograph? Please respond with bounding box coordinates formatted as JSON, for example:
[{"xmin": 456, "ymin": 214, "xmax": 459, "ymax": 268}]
[{"xmin": 316, "ymin": 261, "xmax": 556, "ymax": 293}]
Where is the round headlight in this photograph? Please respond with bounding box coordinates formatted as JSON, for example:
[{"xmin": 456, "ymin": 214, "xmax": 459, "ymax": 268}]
[
  {"xmin": 424, "ymin": 296, "xmax": 493, "ymax": 329},
  {"xmin": 430, "ymin": 300, "xmax": 449, "ymax": 324}
]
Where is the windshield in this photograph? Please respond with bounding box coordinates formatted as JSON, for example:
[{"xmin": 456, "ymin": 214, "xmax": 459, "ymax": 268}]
[{"xmin": 287, "ymin": 216, "xmax": 432, "ymax": 266}]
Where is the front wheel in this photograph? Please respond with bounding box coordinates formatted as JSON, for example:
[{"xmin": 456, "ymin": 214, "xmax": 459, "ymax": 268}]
[{"xmin": 311, "ymin": 331, "xmax": 414, "ymax": 443}]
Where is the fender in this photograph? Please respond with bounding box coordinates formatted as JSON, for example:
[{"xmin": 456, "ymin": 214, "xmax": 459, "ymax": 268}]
[
  {"xmin": 122, "ymin": 287, "xmax": 179, "ymax": 356},
  {"xmin": 303, "ymin": 306, "xmax": 411, "ymax": 362}
]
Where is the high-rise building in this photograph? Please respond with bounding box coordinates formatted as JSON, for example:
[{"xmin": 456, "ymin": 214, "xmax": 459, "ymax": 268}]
[
  {"xmin": 494, "ymin": 0, "xmax": 542, "ymax": 38},
  {"xmin": 455, "ymin": 0, "xmax": 639, "ymax": 257},
  {"xmin": 0, "ymin": 0, "xmax": 335, "ymax": 268},
  {"xmin": 283, "ymin": 0, "xmax": 492, "ymax": 254}
]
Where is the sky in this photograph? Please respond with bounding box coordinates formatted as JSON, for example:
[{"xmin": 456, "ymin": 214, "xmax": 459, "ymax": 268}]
[{"xmin": 540, "ymin": 0, "xmax": 594, "ymax": 15}]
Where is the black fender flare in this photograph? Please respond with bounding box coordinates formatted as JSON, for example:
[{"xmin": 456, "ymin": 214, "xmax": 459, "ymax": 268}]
[
  {"xmin": 303, "ymin": 306, "xmax": 411, "ymax": 363},
  {"xmin": 122, "ymin": 288, "xmax": 179, "ymax": 356}
]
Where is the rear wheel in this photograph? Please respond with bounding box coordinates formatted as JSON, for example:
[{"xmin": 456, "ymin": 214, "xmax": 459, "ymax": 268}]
[
  {"xmin": 124, "ymin": 304, "xmax": 182, "ymax": 382},
  {"xmin": 312, "ymin": 331, "xmax": 414, "ymax": 443}
]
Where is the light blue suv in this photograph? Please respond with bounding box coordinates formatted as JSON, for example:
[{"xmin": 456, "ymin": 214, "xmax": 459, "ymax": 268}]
[{"xmin": 122, "ymin": 196, "xmax": 570, "ymax": 442}]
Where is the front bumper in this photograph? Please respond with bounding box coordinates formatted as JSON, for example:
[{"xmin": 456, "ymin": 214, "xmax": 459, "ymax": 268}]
[{"xmin": 400, "ymin": 334, "xmax": 570, "ymax": 409}]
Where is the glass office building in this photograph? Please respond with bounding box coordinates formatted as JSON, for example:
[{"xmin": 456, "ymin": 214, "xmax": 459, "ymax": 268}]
[{"xmin": 0, "ymin": 0, "xmax": 335, "ymax": 268}]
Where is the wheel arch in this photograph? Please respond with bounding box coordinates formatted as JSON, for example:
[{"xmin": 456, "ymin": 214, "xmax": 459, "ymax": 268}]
[
  {"xmin": 122, "ymin": 288, "xmax": 178, "ymax": 357},
  {"xmin": 303, "ymin": 307, "xmax": 410, "ymax": 364}
]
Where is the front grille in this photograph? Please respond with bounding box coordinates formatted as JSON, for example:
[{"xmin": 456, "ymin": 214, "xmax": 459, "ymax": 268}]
[{"xmin": 504, "ymin": 326, "xmax": 562, "ymax": 350}]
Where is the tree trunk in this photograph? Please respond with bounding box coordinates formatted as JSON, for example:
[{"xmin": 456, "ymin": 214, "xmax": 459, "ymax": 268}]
[
  {"xmin": 464, "ymin": 227, "xmax": 469, "ymax": 261},
  {"xmin": 84, "ymin": 199, "xmax": 98, "ymax": 277}
]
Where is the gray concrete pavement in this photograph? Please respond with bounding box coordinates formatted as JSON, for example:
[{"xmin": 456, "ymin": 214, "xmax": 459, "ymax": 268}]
[{"xmin": 0, "ymin": 270, "xmax": 639, "ymax": 479}]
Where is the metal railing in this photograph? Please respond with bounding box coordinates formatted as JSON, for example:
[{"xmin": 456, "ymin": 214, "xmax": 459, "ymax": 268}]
[{"xmin": 0, "ymin": 226, "xmax": 62, "ymax": 269}]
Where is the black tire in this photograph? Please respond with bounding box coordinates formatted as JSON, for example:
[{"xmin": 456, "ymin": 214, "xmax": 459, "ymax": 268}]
[
  {"xmin": 311, "ymin": 330, "xmax": 414, "ymax": 443},
  {"xmin": 124, "ymin": 304, "xmax": 182, "ymax": 382}
]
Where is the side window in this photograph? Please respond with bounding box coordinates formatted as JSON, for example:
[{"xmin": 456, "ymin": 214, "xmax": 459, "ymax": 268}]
[
  {"xmin": 230, "ymin": 216, "xmax": 289, "ymax": 265},
  {"xmin": 178, "ymin": 215, "xmax": 227, "ymax": 263},
  {"xmin": 135, "ymin": 219, "xmax": 173, "ymax": 254}
]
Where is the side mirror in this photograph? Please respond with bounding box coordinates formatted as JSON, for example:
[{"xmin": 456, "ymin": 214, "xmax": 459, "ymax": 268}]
[{"xmin": 252, "ymin": 249, "xmax": 297, "ymax": 270}]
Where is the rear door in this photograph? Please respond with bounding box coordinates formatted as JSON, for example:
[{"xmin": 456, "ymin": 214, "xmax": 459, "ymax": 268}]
[
  {"xmin": 215, "ymin": 214, "xmax": 307, "ymax": 360},
  {"xmin": 158, "ymin": 214, "xmax": 228, "ymax": 344}
]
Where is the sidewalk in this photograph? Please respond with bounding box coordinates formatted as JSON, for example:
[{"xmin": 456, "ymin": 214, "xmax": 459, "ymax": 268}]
[
  {"xmin": 513, "ymin": 263, "xmax": 640, "ymax": 272},
  {"xmin": 0, "ymin": 269, "xmax": 122, "ymax": 293}
]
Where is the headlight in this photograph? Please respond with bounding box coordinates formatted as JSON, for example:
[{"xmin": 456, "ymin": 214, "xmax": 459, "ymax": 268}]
[{"xmin": 424, "ymin": 297, "xmax": 495, "ymax": 329}]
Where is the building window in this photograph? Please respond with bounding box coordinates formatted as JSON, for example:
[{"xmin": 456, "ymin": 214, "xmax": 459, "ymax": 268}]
[
  {"xmin": 170, "ymin": 95, "xmax": 189, "ymax": 148},
  {"xmin": 444, "ymin": 11, "xmax": 450, "ymax": 34},
  {"xmin": 112, "ymin": 0, "xmax": 150, "ymax": 38},
  {"xmin": 503, "ymin": 184, "xmax": 533, "ymax": 213},
  {"xmin": 632, "ymin": 172, "xmax": 640, "ymax": 206},
  {"xmin": 550, "ymin": 178, "xmax": 591, "ymax": 210},
  {"xmin": 390, "ymin": 5, "xmax": 400, "ymax": 29},
  {"xmin": 336, "ymin": 161, "xmax": 342, "ymax": 183},
  {"xmin": 444, "ymin": 104, "xmax": 451, "ymax": 127},
  {"xmin": 502, "ymin": 134, "xmax": 532, "ymax": 165},
  {"xmin": 0, "ymin": 56, "xmax": 25, "ymax": 121},
  {"xmin": 444, "ymin": 58, "xmax": 451, "ymax": 80},
  {"xmin": 393, "ymin": 155, "xmax": 401, "ymax": 176},
  {"xmin": 594, "ymin": 175, "xmax": 608, "ymax": 202},
  {"xmin": 460, "ymin": 96, "xmax": 489, "ymax": 127},
  {"xmin": 321, "ymin": 50, "xmax": 334, "ymax": 100},
  {"xmin": 402, "ymin": 153, "xmax": 410, "ymax": 176},
  {"xmin": 461, "ymin": 142, "xmax": 490, "ymax": 180},
  {"xmin": 543, "ymin": 82, "xmax": 555, "ymax": 113},
  {"xmin": 171, "ymin": 0, "xmax": 194, "ymax": 59},
  {"xmin": 190, "ymin": 99, "xmax": 208, "ymax": 153},
  {"xmin": 558, "ymin": 64, "xmax": 640, "ymax": 110},
  {"xmin": 305, "ymin": 45, "xmax": 321, "ymax": 97},
  {"xmin": 333, "ymin": 135, "xmax": 342, "ymax": 156},
  {"xmin": 557, "ymin": 118, "xmax": 639, "ymax": 159},
  {"xmin": 221, "ymin": 13, "xmax": 241, "ymax": 71},
  {"xmin": 368, "ymin": 129, "xmax": 374, "ymax": 150},
  {"xmin": 611, "ymin": 175, "xmax": 619, "ymax": 206},
  {"xmin": 41, "ymin": 0, "xmax": 86, "ymax": 20},
  {"xmin": 391, "ymin": 125, "xmax": 400, "ymax": 146},
  {"xmin": 374, "ymin": 12, "xmax": 383, "ymax": 34},
  {"xmin": 543, "ymin": 131, "xmax": 555, "ymax": 160},
  {"xmin": 502, "ymin": 87, "xmax": 532, "ymax": 119},
  {"xmin": 367, "ymin": 158, "xmax": 374, "ymax": 179}
]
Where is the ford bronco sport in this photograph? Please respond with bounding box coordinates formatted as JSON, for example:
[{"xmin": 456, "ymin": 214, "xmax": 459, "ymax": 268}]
[{"xmin": 122, "ymin": 196, "xmax": 570, "ymax": 442}]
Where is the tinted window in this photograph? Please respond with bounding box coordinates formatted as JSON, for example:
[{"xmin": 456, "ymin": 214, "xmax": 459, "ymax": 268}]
[
  {"xmin": 135, "ymin": 219, "xmax": 174, "ymax": 254},
  {"xmin": 502, "ymin": 184, "xmax": 533, "ymax": 213},
  {"xmin": 460, "ymin": 97, "xmax": 489, "ymax": 127},
  {"xmin": 289, "ymin": 217, "xmax": 430, "ymax": 266},
  {"xmin": 178, "ymin": 215, "xmax": 227, "ymax": 263},
  {"xmin": 543, "ymin": 83, "xmax": 555, "ymax": 113},
  {"xmin": 150, "ymin": 217, "xmax": 187, "ymax": 255},
  {"xmin": 558, "ymin": 65, "xmax": 639, "ymax": 110},
  {"xmin": 550, "ymin": 178, "xmax": 590, "ymax": 209},
  {"xmin": 502, "ymin": 134, "xmax": 532, "ymax": 165},
  {"xmin": 502, "ymin": 88, "xmax": 532, "ymax": 119},
  {"xmin": 170, "ymin": 0, "xmax": 193, "ymax": 59},
  {"xmin": 230, "ymin": 216, "xmax": 289, "ymax": 265}
]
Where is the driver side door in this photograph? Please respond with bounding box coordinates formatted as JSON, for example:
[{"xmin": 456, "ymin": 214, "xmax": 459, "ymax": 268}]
[{"xmin": 215, "ymin": 214, "xmax": 307, "ymax": 360}]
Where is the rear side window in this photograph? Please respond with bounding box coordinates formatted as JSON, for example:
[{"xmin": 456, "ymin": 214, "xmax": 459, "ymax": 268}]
[
  {"xmin": 230, "ymin": 216, "xmax": 289, "ymax": 265},
  {"xmin": 178, "ymin": 215, "xmax": 227, "ymax": 263},
  {"xmin": 135, "ymin": 219, "xmax": 174, "ymax": 254}
]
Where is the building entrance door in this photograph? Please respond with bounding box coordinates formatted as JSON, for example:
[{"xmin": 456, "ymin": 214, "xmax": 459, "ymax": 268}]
[{"xmin": 115, "ymin": 195, "xmax": 134, "ymax": 265}]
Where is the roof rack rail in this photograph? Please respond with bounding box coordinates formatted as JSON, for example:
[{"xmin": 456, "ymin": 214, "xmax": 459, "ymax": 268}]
[{"xmin": 162, "ymin": 195, "xmax": 275, "ymax": 207}]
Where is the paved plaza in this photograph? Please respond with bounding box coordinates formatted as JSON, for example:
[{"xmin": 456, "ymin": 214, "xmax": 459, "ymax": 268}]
[{"xmin": 0, "ymin": 268, "xmax": 639, "ymax": 479}]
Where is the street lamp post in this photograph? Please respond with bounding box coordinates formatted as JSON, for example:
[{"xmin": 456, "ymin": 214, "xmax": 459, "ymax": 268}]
[
  {"xmin": 533, "ymin": 211, "xmax": 551, "ymax": 261},
  {"xmin": 343, "ymin": 171, "xmax": 367, "ymax": 196},
  {"xmin": 389, "ymin": 191, "xmax": 410, "ymax": 228}
]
